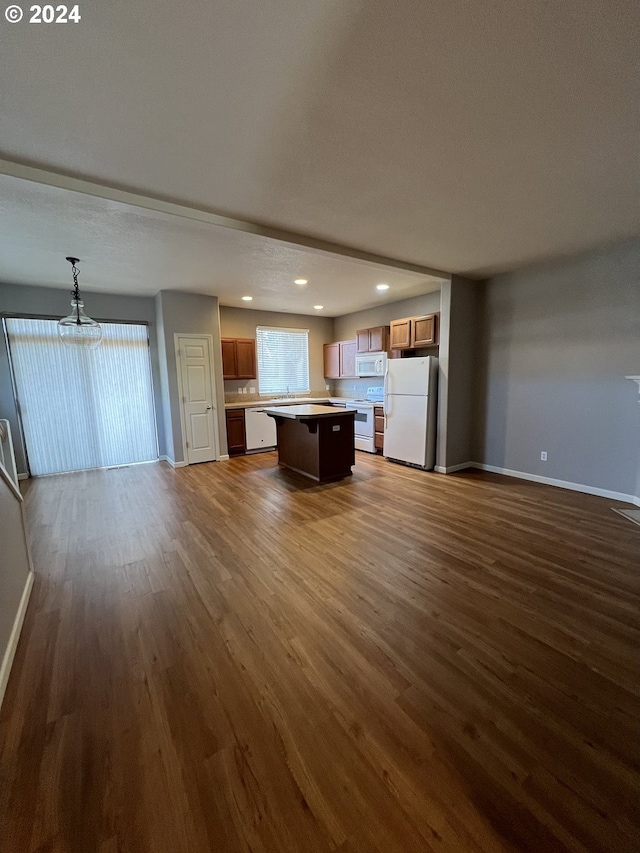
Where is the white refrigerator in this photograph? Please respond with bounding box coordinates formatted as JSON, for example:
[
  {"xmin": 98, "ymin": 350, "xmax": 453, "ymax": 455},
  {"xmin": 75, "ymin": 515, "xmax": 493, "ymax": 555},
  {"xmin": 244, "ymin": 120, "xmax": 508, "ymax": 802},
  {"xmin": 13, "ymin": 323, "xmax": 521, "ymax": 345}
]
[{"xmin": 383, "ymin": 357, "xmax": 439, "ymax": 469}]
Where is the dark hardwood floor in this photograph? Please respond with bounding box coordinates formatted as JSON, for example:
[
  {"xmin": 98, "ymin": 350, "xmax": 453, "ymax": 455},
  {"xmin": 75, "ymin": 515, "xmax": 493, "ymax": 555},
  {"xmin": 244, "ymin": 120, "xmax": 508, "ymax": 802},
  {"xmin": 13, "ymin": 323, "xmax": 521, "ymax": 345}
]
[{"xmin": 1, "ymin": 452, "xmax": 639, "ymax": 852}]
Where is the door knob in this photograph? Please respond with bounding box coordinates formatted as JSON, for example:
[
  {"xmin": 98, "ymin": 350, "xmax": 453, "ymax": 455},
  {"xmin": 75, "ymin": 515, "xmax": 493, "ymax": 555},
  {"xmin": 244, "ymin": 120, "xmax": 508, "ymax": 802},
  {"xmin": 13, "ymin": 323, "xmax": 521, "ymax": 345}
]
[{"xmin": 206, "ymin": 405, "xmax": 212, "ymax": 410}]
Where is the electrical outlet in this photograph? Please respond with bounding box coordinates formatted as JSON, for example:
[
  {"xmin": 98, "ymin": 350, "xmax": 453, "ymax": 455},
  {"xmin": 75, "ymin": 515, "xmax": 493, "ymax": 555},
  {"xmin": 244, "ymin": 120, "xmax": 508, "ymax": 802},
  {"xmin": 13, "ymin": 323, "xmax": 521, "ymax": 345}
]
[
  {"xmin": 540, "ymin": 451, "xmax": 547, "ymax": 461},
  {"xmin": 249, "ymin": 386, "xmax": 256, "ymax": 394}
]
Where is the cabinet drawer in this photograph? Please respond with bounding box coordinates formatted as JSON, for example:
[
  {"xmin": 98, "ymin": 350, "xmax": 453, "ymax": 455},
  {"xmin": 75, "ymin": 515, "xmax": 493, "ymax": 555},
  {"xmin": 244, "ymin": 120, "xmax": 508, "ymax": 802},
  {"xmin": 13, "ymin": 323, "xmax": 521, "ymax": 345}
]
[
  {"xmin": 374, "ymin": 432, "xmax": 384, "ymax": 450},
  {"xmin": 374, "ymin": 415, "xmax": 385, "ymax": 433}
]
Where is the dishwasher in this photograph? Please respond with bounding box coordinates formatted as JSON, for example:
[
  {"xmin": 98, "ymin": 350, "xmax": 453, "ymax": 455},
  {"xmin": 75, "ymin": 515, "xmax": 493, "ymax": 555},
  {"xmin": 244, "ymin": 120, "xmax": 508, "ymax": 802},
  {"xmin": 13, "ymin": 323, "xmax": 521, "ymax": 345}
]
[{"xmin": 245, "ymin": 408, "xmax": 277, "ymax": 451}]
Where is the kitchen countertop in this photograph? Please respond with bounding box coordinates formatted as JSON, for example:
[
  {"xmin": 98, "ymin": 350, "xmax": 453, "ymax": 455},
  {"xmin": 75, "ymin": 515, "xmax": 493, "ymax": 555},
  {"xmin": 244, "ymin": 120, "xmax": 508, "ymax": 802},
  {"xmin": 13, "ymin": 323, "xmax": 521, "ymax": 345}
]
[
  {"xmin": 225, "ymin": 397, "xmax": 350, "ymax": 410},
  {"xmin": 261, "ymin": 404, "xmax": 354, "ymax": 419}
]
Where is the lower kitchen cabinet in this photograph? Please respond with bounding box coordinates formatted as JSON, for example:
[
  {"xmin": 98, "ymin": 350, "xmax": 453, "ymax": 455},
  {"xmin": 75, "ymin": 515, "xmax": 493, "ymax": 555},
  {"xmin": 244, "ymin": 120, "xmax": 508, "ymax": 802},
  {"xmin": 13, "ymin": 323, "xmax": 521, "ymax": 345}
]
[
  {"xmin": 225, "ymin": 408, "xmax": 246, "ymax": 455},
  {"xmin": 374, "ymin": 406, "xmax": 384, "ymax": 453}
]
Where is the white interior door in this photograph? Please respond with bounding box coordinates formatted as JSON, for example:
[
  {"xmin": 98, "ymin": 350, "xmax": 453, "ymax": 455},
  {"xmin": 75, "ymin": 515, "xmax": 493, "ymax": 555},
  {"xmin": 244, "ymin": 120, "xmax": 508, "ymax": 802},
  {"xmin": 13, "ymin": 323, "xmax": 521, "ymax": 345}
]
[{"xmin": 177, "ymin": 335, "xmax": 218, "ymax": 464}]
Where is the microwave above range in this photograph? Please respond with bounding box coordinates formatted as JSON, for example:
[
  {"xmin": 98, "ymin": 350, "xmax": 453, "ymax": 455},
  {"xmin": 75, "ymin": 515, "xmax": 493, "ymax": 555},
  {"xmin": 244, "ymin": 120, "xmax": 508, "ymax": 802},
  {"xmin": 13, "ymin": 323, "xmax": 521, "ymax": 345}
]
[{"xmin": 355, "ymin": 352, "xmax": 387, "ymax": 377}]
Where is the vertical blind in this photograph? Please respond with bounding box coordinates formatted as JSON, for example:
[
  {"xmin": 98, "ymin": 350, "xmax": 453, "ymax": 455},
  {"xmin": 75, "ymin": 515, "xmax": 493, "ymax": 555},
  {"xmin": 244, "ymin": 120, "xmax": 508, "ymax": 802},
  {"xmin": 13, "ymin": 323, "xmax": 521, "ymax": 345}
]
[
  {"xmin": 5, "ymin": 318, "xmax": 158, "ymax": 475},
  {"xmin": 256, "ymin": 326, "xmax": 310, "ymax": 395}
]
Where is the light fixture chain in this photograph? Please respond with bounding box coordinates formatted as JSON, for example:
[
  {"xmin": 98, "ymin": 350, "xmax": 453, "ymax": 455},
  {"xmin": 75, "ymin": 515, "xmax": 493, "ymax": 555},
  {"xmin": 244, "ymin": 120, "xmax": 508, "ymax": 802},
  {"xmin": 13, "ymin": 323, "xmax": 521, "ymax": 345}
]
[{"xmin": 70, "ymin": 260, "xmax": 80, "ymax": 298}]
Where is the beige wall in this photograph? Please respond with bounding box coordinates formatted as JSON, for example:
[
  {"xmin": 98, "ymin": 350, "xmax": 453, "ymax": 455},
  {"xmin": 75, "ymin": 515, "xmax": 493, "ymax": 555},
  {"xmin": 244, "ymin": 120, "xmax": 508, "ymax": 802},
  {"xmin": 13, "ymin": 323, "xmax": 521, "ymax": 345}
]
[{"xmin": 219, "ymin": 306, "xmax": 335, "ymax": 396}]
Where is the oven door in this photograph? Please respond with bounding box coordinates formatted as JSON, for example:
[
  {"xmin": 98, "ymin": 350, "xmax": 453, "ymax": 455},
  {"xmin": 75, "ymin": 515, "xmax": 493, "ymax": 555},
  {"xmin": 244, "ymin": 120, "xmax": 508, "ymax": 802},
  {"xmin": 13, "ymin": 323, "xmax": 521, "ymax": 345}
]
[{"xmin": 345, "ymin": 404, "xmax": 374, "ymax": 437}]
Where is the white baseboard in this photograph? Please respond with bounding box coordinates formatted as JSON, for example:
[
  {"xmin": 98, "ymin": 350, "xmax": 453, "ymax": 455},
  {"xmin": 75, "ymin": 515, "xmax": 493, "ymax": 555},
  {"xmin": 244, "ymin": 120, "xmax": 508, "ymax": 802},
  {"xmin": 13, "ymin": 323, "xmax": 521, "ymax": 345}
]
[
  {"xmin": 0, "ymin": 571, "xmax": 34, "ymax": 709},
  {"xmin": 161, "ymin": 455, "xmax": 228, "ymax": 466},
  {"xmin": 470, "ymin": 463, "xmax": 639, "ymax": 506},
  {"xmin": 219, "ymin": 454, "xmax": 230, "ymax": 461},
  {"xmin": 17, "ymin": 472, "xmax": 28, "ymax": 481},
  {"xmin": 435, "ymin": 462, "xmax": 474, "ymax": 474},
  {"xmin": 160, "ymin": 456, "xmax": 188, "ymax": 469}
]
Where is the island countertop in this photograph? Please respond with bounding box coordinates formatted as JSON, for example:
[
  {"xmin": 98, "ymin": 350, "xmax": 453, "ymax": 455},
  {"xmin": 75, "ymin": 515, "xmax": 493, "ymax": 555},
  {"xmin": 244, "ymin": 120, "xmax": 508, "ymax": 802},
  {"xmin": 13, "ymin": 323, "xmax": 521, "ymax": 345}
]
[{"xmin": 260, "ymin": 404, "xmax": 350, "ymax": 419}]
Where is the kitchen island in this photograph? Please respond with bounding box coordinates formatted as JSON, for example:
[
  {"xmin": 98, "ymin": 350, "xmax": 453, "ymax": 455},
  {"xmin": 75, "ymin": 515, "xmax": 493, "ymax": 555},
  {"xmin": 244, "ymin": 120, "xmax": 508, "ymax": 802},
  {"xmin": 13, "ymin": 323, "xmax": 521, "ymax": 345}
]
[{"xmin": 261, "ymin": 405, "xmax": 355, "ymax": 483}]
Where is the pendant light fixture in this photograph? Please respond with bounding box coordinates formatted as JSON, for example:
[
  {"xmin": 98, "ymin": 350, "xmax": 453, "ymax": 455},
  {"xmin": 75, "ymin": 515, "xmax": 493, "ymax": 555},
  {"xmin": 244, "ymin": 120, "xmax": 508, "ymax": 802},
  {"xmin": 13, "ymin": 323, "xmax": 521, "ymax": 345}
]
[{"xmin": 57, "ymin": 257, "xmax": 102, "ymax": 349}]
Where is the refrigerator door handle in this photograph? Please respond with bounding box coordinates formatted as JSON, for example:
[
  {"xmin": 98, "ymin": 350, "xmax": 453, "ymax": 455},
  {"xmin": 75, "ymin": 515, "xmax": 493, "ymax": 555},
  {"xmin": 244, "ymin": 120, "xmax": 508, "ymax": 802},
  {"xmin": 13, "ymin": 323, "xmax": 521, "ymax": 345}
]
[{"xmin": 383, "ymin": 365, "xmax": 389, "ymax": 427}]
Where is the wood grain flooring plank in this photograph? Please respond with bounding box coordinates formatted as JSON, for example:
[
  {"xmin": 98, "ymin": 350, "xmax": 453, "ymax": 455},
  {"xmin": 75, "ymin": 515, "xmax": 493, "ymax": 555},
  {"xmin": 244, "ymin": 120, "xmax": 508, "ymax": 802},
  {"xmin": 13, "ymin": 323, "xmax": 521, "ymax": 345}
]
[{"xmin": 1, "ymin": 454, "xmax": 638, "ymax": 852}]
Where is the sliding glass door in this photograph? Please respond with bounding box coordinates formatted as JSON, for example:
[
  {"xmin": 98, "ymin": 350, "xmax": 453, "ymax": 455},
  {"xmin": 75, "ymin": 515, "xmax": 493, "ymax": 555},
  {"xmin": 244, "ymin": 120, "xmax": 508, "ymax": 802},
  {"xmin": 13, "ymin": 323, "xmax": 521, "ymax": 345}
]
[{"xmin": 5, "ymin": 318, "xmax": 158, "ymax": 475}]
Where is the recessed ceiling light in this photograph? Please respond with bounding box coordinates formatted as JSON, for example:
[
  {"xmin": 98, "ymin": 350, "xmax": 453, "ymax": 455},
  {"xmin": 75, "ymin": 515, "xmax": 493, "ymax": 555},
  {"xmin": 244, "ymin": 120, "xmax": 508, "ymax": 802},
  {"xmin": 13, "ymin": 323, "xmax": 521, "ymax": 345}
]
[
  {"xmin": 313, "ymin": 305, "xmax": 324, "ymax": 310},
  {"xmin": 376, "ymin": 283, "xmax": 390, "ymax": 291},
  {"xmin": 241, "ymin": 295, "xmax": 253, "ymax": 301},
  {"xmin": 294, "ymin": 279, "xmax": 308, "ymax": 285}
]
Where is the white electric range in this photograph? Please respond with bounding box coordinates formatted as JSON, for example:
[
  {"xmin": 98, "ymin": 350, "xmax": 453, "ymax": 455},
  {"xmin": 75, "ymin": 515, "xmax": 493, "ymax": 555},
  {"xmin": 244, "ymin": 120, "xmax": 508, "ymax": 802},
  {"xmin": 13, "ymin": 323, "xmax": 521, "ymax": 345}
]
[{"xmin": 345, "ymin": 387, "xmax": 384, "ymax": 453}]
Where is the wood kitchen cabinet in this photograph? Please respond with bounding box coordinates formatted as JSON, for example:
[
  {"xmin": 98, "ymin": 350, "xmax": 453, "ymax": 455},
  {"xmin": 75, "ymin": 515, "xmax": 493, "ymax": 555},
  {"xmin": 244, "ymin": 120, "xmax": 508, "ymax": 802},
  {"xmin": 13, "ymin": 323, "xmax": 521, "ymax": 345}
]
[
  {"xmin": 356, "ymin": 325, "xmax": 389, "ymax": 353},
  {"xmin": 412, "ymin": 314, "xmax": 438, "ymax": 347},
  {"xmin": 323, "ymin": 343, "xmax": 340, "ymax": 379},
  {"xmin": 340, "ymin": 340, "xmax": 357, "ymax": 378},
  {"xmin": 323, "ymin": 340, "xmax": 357, "ymax": 378},
  {"xmin": 389, "ymin": 313, "xmax": 439, "ymax": 350},
  {"xmin": 374, "ymin": 406, "xmax": 384, "ymax": 453},
  {"xmin": 389, "ymin": 318, "xmax": 412, "ymax": 349},
  {"xmin": 225, "ymin": 408, "xmax": 246, "ymax": 455},
  {"xmin": 221, "ymin": 338, "xmax": 257, "ymax": 379}
]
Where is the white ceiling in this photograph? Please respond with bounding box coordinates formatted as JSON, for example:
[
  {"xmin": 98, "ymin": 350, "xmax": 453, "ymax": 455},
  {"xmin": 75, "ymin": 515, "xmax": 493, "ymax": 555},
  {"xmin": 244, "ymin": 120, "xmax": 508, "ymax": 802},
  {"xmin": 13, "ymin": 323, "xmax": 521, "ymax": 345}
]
[
  {"xmin": 0, "ymin": 173, "xmax": 444, "ymax": 316},
  {"xmin": 1, "ymin": 0, "xmax": 638, "ymax": 310}
]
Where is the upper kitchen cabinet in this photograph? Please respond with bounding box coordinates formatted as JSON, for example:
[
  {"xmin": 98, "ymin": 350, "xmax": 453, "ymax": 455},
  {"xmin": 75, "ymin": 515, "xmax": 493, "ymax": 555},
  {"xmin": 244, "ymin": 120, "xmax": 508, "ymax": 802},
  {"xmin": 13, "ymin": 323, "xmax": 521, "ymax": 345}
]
[
  {"xmin": 323, "ymin": 340, "xmax": 357, "ymax": 379},
  {"xmin": 389, "ymin": 318, "xmax": 411, "ymax": 349},
  {"xmin": 356, "ymin": 325, "xmax": 389, "ymax": 353},
  {"xmin": 323, "ymin": 342, "xmax": 340, "ymax": 379},
  {"xmin": 222, "ymin": 337, "xmax": 257, "ymax": 379},
  {"xmin": 412, "ymin": 314, "xmax": 438, "ymax": 347},
  {"xmin": 389, "ymin": 313, "xmax": 439, "ymax": 350}
]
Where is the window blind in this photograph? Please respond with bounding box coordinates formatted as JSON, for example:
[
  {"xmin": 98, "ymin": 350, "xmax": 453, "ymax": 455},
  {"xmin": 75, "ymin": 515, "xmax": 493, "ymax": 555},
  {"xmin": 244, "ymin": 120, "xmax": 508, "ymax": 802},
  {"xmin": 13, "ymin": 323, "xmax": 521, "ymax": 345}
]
[
  {"xmin": 5, "ymin": 318, "xmax": 158, "ymax": 475},
  {"xmin": 256, "ymin": 326, "xmax": 310, "ymax": 396}
]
